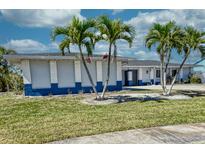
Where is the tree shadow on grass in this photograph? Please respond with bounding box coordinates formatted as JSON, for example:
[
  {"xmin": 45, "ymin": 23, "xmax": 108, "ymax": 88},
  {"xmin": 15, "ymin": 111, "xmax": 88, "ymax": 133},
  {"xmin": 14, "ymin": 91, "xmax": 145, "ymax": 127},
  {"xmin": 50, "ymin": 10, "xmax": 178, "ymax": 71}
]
[
  {"xmin": 176, "ymin": 90, "xmax": 205, "ymax": 97},
  {"xmin": 122, "ymin": 87, "xmax": 153, "ymax": 92},
  {"xmin": 110, "ymin": 95, "xmax": 165, "ymax": 104}
]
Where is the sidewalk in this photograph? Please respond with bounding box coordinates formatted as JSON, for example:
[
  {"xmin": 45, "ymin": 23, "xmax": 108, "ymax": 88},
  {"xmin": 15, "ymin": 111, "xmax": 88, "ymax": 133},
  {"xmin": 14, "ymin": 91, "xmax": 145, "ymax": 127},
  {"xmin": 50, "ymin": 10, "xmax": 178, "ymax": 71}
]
[{"xmin": 50, "ymin": 123, "xmax": 205, "ymax": 144}]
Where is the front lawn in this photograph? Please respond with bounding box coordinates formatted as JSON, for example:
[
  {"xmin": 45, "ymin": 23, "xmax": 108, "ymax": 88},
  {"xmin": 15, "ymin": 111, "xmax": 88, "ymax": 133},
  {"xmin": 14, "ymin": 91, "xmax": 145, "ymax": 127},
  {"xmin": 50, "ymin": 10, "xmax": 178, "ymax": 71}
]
[{"xmin": 0, "ymin": 93, "xmax": 205, "ymax": 143}]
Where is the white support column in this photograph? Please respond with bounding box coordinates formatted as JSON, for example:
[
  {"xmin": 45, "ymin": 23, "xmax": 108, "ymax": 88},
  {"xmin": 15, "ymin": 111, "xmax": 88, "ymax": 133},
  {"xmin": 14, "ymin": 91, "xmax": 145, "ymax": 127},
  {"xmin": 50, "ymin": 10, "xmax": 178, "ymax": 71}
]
[
  {"xmin": 180, "ymin": 68, "xmax": 183, "ymax": 80},
  {"xmin": 117, "ymin": 61, "xmax": 122, "ymax": 81},
  {"xmin": 138, "ymin": 68, "xmax": 143, "ymax": 80},
  {"xmin": 96, "ymin": 61, "xmax": 102, "ymax": 82},
  {"xmin": 74, "ymin": 60, "xmax": 81, "ymax": 83},
  {"xmin": 21, "ymin": 60, "xmax": 31, "ymax": 84},
  {"xmin": 150, "ymin": 67, "xmax": 155, "ymax": 84},
  {"xmin": 50, "ymin": 60, "xmax": 58, "ymax": 84},
  {"xmin": 138, "ymin": 68, "xmax": 143, "ymax": 85}
]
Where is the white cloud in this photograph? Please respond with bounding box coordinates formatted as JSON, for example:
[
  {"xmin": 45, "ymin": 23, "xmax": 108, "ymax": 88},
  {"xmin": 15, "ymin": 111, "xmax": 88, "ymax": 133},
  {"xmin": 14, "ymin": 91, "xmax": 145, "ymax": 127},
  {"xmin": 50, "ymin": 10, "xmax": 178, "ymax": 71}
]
[
  {"xmin": 112, "ymin": 9, "xmax": 125, "ymax": 15},
  {"xmin": 0, "ymin": 9, "xmax": 84, "ymax": 28},
  {"xmin": 124, "ymin": 10, "xmax": 205, "ymax": 62},
  {"xmin": 3, "ymin": 39, "xmax": 58, "ymax": 53},
  {"xmin": 134, "ymin": 50, "xmax": 159, "ymax": 60}
]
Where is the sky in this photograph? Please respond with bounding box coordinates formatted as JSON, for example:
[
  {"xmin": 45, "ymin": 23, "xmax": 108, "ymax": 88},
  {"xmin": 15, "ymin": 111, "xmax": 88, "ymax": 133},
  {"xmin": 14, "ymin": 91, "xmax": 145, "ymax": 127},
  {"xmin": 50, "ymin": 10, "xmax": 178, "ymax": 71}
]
[{"xmin": 0, "ymin": 9, "xmax": 205, "ymax": 64}]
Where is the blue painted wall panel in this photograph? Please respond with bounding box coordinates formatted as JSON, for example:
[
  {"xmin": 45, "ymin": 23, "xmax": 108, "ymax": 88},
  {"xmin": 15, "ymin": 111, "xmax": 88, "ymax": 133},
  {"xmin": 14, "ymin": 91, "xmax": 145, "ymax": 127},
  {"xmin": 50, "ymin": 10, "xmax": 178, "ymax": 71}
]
[{"xmin": 24, "ymin": 80, "xmax": 122, "ymax": 96}]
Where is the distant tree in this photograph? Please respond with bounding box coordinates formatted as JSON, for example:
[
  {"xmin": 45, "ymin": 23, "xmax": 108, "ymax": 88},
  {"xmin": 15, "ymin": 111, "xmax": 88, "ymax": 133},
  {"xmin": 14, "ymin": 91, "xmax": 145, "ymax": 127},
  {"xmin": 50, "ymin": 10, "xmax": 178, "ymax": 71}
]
[
  {"xmin": 52, "ymin": 17, "xmax": 101, "ymax": 98},
  {"xmin": 0, "ymin": 46, "xmax": 22, "ymax": 92},
  {"xmin": 97, "ymin": 15, "xmax": 135, "ymax": 99}
]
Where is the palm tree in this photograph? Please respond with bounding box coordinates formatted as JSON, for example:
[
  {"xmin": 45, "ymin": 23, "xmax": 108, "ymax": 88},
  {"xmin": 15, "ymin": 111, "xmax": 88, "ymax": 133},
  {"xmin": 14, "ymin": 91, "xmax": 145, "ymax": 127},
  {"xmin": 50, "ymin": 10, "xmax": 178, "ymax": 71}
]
[
  {"xmin": 0, "ymin": 46, "xmax": 16, "ymax": 92},
  {"xmin": 145, "ymin": 21, "xmax": 179, "ymax": 95},
  {"xmin": 167, "ymin": 26, "xmax": 205, "ymax": 95},
  {"xmin": 51, "ymin": 17, "xmax": 101, "ymax": 98},
  {"xmin": 97, "ymin": 15, "xmax": 135, "ymax": 99}
]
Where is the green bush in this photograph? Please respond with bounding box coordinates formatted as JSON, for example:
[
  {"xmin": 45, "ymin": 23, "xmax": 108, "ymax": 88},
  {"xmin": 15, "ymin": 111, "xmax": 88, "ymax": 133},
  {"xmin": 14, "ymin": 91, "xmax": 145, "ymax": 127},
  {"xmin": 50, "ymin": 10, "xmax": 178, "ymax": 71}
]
[{"xmin": 190, "ymin": 75, "xmax": 202, "ymax": 84}]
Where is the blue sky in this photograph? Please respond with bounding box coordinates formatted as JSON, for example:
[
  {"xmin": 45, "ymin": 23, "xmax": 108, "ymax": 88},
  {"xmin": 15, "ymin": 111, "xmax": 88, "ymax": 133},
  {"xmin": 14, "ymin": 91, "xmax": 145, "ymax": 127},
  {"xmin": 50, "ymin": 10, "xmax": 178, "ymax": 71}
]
[{"xmin": 0, "ymin": 9, "xmax": 205, "ymax": 64}]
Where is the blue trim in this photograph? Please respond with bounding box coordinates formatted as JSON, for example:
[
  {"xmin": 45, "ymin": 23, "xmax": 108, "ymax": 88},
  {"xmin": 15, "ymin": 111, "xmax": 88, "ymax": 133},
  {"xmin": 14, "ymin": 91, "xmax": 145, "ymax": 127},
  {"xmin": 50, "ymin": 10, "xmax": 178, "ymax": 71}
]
[
  {"xmin": 155, "ymin": 81, "xmax": 160, "ymax": 85},
  {"xmin": 150, "ymin": 79, "xmax": 154, "ymax": 85},
  {"xmin": 116, "ymin": 81, "xmax": 122, "ymax": 90},
  {"xmin": 24, "ymin": 81, "xmax": 122, "ymax": 96},
  {"xmin": 96, "ymin": 81, "xmax": 103, "ymax": 92},
  {"xmin": 138, "ymin": 80, "xmax": 143, "ymax": 86},
  {"xmin": 24, "ymin": 84, "xmax": 33, "ymax": 96},
  {"xmin": 128, "ymin": 80, "xmax": 134, "ymax": 86},
  {"xmin": 82, "ymin": 86, "xmax": 94, "ymax": 93},
  {"xmin": 51, "ymin": 83, "xmax": 59, "ymax": 95}
]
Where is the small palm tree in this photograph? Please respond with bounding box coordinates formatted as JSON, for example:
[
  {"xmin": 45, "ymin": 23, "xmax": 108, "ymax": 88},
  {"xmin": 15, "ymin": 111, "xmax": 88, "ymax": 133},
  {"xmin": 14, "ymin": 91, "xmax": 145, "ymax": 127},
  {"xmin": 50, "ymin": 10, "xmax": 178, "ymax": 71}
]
[
  {"xmin": 145, "ymin": 21, "xmax": 179, "ymax": 95},
  {"xmin": 97, "ymin": 15, "xmax": 135, "ymax": 99},
  {"xmin": 52, "ymin": 17, "xmax": 100, "ymax": 98},
  {"xmin": 167, "ymin": 26, "xmax": 205, "ymax": 94}
]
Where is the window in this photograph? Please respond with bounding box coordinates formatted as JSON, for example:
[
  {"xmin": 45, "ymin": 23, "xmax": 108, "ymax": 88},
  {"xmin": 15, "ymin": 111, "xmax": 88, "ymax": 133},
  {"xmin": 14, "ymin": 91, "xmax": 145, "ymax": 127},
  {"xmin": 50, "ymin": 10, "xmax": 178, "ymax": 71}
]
[{"xmin": 156, "ymin": 70, "xmax": 160, "ymax": 78}]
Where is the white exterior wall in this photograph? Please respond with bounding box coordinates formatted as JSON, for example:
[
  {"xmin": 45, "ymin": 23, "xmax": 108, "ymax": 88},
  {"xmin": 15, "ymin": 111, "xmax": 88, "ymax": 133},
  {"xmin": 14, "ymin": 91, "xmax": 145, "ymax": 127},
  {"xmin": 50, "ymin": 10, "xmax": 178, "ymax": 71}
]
[
  {"xmin": 102, "ymin": 61, "xmax": 117, "ymax": 85},
  {"xmin": 81, "ymin": 62, "xmax": 97, "ymax": 86},
  {"xmin": 21, "ymin": 58, "xmax": 120, "ymax": 91},
  {"xmin": 96, "ymin": 61, "xmax": 102, "ymax": 82},
  {"xmin": 30, "ymin": 60, "xmax": 51, "ymax": 89},
  {"xmin": 117, "ymin": 61, "xmax": 122, "ymax": 81},
  {"xmin": 57, "ymin": 60, "xmax": 75, "ymax": 87},
  {"xmin": 21, "ymin": 60, "xmax": 31, "ymax": 84},
  {"xmin": 74, "ymin": 61, "xmax": 81, "ymax": 83},
  {"xmin": 50, "ymin": 61, "xmax": 58, "ymax": 84},
  {"xmin": 138, "ymin": 68, "xmax": 143, "ymax": 80},
  {"xmin": 142, "ymin": 68, "xmax": 150, "ymax": 82}
]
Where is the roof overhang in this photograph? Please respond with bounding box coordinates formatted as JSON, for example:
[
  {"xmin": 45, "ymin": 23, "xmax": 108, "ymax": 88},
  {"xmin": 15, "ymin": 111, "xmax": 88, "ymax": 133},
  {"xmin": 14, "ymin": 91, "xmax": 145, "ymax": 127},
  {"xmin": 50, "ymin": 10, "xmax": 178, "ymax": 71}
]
[
  {"xmin": 3, "ymin": 54, "xmax": 133, "ymax": 64},
  {"xmin": 122, "ymin": 65, "xmax": 196, "ymax": 70}
]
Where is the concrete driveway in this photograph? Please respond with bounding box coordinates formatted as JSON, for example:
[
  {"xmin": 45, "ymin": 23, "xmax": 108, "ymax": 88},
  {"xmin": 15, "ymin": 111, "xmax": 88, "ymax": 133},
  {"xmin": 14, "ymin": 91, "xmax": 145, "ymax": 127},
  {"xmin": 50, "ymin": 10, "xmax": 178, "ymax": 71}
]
[
  {"xmin": 125, "ymin": 84, "xmax": 205, "ymax": 91},
  {"xmin": 51, "ymin": 123, "xmax": 205, "ymax": 144}
]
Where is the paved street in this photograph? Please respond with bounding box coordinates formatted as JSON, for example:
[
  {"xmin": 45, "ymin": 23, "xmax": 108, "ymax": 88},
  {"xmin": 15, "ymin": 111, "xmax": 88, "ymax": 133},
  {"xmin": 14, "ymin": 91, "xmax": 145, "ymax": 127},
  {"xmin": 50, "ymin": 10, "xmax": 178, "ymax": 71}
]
[{"xmin": 51, "ymin": 123, "xmax": 205, "ymax": 144}]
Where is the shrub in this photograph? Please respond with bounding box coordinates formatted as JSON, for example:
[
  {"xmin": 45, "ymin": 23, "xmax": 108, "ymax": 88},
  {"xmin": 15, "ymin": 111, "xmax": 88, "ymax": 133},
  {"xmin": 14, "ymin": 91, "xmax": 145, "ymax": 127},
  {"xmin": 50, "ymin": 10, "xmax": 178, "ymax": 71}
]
[{"xmin": 190, "ymin": 75, "xmax": 202, "ymax": 84}]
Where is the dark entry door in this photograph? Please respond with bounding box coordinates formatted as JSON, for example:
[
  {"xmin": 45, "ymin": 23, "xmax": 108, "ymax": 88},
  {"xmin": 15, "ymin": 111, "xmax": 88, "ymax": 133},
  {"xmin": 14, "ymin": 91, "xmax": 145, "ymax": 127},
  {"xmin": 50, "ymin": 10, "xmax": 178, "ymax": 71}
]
[
  {"xmin": 133, "ymin": 70, "xmax": 138, "ymax": 85},
  {"xmin": 124, "ymin": 71, "xmax": 129, "ymax": 86}
]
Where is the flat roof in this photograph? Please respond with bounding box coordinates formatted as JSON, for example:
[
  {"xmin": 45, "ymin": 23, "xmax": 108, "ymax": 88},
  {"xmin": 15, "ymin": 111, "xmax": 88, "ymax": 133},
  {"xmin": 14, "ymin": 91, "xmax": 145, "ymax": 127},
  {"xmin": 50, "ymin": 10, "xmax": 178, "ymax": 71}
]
[
  {"xmin": 3, "ymin": 52, "xmax": 134, "ymax": 63},
  {"xmin": 123, "ymin": 59, "xmax": 198, "ymax": 68},
  {"xmin": 3, "ymin": 52, "xmax": 200, "ymax": 68}
]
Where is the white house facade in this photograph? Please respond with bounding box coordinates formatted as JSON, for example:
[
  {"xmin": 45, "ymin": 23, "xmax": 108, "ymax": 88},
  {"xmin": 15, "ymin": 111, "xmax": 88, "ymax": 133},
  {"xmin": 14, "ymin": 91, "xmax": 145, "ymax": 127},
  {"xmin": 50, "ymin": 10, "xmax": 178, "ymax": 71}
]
[
  {"xmin": 4, "ymin": 53, "xmax": 124, "ymax": 96},
  {"xmin": 4, "ymin": 53, "xmax": 198, "ymax": 96}
]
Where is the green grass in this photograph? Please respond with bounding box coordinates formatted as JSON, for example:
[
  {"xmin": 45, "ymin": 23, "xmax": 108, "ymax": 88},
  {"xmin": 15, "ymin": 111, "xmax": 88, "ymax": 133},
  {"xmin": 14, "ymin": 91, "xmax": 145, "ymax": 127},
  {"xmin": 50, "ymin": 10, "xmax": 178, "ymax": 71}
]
[{"xmin": 0, "ymin": 93, "xmax": 205, "ymax": 143}]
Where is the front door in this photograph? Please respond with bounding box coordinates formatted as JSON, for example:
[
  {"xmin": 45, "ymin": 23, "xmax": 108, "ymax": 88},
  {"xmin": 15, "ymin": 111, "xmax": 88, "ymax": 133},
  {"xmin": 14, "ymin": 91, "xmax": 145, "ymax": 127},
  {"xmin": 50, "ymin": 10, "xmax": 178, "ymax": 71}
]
[
  {"xmin": 124, "ymin": 71, "xmax": 129, "ymax": 86},
  {"xmin": 133, "ymin": 70, "xmax": 138, "ymax": 85}
]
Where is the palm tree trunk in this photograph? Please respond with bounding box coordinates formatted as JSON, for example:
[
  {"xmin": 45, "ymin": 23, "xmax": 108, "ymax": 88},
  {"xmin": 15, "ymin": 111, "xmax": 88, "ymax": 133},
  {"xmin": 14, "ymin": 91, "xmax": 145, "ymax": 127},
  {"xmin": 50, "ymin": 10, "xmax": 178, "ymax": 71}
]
[
  {"xmin": 167, "ymin": 52, "xmax": 190, "ymax": 95},
  {"xmin": 101, "ymin": 43, "xmax": 112, "ymax": 99},
  {"xmin": 78, "ymin": 45, "xmax": 99, "ymax": 99},
  {"xmin": 160, "ymin": 56, "xmax": 166, "ymax": 95},
  {"xmin": 164, "ymin": 50, "xmax": 171, "ymax": 85}
]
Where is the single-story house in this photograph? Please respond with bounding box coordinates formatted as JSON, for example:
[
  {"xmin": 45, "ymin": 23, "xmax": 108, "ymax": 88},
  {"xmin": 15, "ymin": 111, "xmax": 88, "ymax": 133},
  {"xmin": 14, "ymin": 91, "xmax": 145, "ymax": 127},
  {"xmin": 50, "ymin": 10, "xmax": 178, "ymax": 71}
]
[
  {"xmin": 4, "ymin": 53, "xmax": 125, "ymax": 96},
  {"xmin": 4, "ymin": 53, "xmax": 198, "ymax": 96},
  {"xmin": 122, "ymin": 60, "xmax": 196, "ymax": 86}
]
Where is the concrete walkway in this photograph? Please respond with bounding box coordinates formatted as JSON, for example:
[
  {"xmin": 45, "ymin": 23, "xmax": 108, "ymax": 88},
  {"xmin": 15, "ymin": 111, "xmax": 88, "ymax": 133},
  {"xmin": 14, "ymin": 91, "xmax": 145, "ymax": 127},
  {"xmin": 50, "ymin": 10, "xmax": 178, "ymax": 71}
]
[
  {"xmin": 126, "ymin": 84, "xmax": 205, "ymax": 91},
  {"xmin": 51, "ymin": 123, "xmax": 205, "ymax": 144}
]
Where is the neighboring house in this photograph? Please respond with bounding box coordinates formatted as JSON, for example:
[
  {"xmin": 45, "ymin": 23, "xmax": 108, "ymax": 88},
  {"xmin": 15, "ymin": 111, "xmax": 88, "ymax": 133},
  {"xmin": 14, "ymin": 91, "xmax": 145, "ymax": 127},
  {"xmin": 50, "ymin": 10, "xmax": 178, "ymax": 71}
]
[
  {"xmin": 4, "ymin": 53, "xmax": 125, "ymax": 96},
  {"xmin": 122, "ymin": 60, "xmax": 196, "ymax": 86},
  {"xmin": 193, "ymin": 58, "xmax": 205, "ymax": 83}
]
